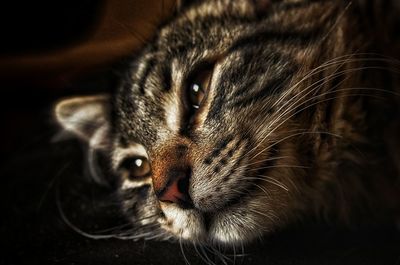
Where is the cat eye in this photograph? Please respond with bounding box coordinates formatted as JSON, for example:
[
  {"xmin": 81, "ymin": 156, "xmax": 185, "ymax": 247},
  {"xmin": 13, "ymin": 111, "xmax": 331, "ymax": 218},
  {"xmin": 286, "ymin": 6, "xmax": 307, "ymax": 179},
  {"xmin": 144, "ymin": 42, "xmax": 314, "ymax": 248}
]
[
  {"xmin": 187, "ymin": 68, "xmax": 213, "ymax": 110},
  {"xmin": 120, "ymin": 156, "xmax": 151, "ymax": 179}
]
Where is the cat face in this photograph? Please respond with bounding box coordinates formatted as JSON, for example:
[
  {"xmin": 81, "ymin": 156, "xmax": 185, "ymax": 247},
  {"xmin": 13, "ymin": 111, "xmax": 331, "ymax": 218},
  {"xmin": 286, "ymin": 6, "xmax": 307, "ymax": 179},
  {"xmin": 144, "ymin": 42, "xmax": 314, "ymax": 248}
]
[{"xmin": 55, "ymin": 0, "xmax": 360, "ymax": 245}]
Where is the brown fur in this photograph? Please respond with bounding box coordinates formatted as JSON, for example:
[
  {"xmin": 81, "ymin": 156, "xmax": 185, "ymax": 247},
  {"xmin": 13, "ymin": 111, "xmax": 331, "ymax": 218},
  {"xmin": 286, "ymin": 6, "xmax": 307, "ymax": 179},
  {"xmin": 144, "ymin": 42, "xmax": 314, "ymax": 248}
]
[{"xmin": 54, "ymin": 0, "xmax": 400, "ymax": 245}]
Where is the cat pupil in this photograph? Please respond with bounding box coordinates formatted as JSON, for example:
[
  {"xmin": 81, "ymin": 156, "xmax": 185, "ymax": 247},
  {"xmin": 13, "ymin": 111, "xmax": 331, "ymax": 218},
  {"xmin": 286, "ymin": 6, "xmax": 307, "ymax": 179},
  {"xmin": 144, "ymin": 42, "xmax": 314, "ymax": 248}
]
[
  {"xmin": 192, "ymin": 84, "xmax": 200, "ymax": 93},
  {"xmin": 187, "ymin": 68, "xmax": 213, "ymax": 110},
  {"xmin": 134, "ymin": 158, "xmax": 143, "ymax": 168},
  {"xmin": 190, "ymin": 83, "xmax": 202, "ymax": 109}
]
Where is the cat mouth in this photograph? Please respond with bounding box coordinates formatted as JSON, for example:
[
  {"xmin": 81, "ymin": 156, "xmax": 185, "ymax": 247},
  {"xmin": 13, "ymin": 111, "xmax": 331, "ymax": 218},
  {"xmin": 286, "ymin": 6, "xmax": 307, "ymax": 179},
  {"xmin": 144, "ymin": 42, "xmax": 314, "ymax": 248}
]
[{"xmin": 155, "ymin": 145, "xmax": 282, "ymax": 243}]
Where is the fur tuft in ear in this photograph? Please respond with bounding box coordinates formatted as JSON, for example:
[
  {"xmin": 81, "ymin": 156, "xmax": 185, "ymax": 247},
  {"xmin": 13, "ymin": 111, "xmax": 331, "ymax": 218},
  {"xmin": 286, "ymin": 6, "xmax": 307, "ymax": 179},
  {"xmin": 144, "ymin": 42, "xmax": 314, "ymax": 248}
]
[{"xmin": 54, "ymin": 95, "xmax": 110, "ymax": 149}]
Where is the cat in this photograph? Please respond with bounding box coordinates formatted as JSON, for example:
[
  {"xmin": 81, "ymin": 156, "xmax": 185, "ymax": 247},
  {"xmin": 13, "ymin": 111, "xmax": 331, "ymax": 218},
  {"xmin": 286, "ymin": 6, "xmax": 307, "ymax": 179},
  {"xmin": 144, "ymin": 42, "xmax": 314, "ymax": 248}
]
[{"xmin": 54, "ymin": 0, "xmax": 400, "ymax": 246}]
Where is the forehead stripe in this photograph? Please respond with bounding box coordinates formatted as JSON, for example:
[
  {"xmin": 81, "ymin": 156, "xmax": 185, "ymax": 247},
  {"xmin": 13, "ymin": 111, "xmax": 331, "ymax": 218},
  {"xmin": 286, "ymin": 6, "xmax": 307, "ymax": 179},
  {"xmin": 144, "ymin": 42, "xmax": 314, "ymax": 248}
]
[
  {"xmin": 138, "ymin": 56, "xmax": 157, "ymax": 94},
  {"xmin": 228, "ymin": 27, "xmax": 324, "ymax": 55}
]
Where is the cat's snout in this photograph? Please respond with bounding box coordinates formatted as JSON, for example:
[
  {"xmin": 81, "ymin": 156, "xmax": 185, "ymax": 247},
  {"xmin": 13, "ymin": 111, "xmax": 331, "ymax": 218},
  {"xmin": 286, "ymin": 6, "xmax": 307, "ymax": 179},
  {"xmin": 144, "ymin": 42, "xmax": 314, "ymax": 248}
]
[
  {"xmin": 155, "ymin": 167, "xmax": 193, "ymax": 209},
  {"xmin": 151, "ymin": 140, "xmax": 195, "ymax": 209}
]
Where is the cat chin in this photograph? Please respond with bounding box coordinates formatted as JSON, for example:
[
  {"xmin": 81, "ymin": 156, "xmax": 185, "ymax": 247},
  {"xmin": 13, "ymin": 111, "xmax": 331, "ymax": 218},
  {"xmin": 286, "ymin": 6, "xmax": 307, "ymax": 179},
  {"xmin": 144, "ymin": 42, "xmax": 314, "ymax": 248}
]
[
  {"xmin": 157, "ymin": 199, "xmax": 273, "ymax": 246},
  {"xmin": 159, "ymin": 202, "xmax": 205, "ymax": 241},
  {"xmin": 120, "ymin": 177, "xmax": 283, "ymax": 245},
  {"xmin": 207, "ymin": 200, "xmax": 277, "ymax": 246}
]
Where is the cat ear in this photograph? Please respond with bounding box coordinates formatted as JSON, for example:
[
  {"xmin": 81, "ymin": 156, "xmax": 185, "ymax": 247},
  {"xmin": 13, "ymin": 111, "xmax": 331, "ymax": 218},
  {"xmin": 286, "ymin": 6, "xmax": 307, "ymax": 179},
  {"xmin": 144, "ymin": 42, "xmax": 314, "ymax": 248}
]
[{"xmin": 54, "ymin": 95, "xmax": 111, "ymax": 150}]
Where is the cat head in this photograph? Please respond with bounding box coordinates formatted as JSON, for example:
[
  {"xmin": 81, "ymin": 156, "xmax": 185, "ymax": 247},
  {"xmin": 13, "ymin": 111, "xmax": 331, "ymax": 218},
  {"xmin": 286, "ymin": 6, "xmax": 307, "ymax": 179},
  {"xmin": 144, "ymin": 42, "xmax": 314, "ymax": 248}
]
[{"xmin": 55, "ymin": 0, "xmax": 369, "ymax": 245}]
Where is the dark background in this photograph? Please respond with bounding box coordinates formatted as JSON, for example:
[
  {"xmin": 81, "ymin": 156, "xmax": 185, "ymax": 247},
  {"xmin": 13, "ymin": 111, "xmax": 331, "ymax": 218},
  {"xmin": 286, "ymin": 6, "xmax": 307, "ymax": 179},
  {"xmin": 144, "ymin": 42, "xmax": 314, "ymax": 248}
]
[{"xmin": 1, "ymin": 1, "xmax": 399, "ymax": 264}]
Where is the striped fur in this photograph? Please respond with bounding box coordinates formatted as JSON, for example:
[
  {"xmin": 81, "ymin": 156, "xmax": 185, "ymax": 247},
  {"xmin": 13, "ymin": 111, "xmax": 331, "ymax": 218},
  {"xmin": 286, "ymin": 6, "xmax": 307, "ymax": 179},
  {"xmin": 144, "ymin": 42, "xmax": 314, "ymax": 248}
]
[{"xmin": 55, "ymin": 0, "xmax": 400, "ymax": 246}]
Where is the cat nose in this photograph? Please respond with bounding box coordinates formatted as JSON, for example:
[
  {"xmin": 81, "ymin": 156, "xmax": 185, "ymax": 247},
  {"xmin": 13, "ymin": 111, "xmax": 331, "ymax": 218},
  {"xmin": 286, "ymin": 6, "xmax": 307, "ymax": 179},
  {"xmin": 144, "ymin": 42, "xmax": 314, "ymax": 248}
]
[{"xmin": 155, "ymin": 167, "xmax": 193, "ymax": 209}]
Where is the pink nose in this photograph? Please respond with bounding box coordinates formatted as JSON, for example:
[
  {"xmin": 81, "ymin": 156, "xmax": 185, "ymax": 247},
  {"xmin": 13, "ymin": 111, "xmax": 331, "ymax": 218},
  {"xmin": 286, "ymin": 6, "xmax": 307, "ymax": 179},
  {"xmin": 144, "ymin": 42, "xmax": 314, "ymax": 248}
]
[{"xmin": 156, "ymin": 168, "xmax": 193, "ymax": 209}]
